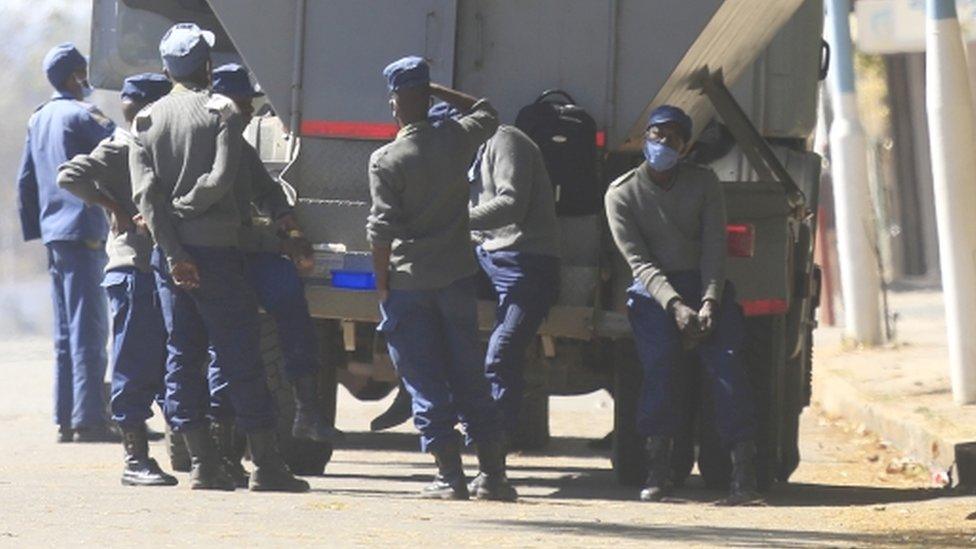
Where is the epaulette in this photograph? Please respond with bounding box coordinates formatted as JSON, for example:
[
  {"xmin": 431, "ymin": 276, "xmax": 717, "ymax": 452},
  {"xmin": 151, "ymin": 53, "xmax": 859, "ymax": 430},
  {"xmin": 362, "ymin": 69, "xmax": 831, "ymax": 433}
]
[
  {"xmin": 608, "ymin": 167, "xmax": 638, "ymax": 189},
  {"xmin": 133, "ymin": 104, "xmax": 153, "ymax": 133},
  {"xmin": 206, "ymin": 93, "xmax": 240, "ymax": 122},
  {"xmin": 79, "ymin": 102, "xmax": 114, "ymax": 129}
]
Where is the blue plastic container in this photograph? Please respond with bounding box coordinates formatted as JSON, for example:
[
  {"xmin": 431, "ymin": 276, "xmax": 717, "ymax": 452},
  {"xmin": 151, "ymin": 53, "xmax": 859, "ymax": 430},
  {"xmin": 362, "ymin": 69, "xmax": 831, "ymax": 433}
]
[{"xmin": 330, "ymin": 270, "xmax": 376, "ymax": 290}]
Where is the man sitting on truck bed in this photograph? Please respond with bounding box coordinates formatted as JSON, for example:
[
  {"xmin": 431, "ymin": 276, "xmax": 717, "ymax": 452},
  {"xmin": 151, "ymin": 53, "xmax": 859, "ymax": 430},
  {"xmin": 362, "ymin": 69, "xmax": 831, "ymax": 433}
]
[
  {"xmin": 428, "ymin": 102, "xmax": 560, "ymax": 458},
  {"xmin": 604, "ymin": 105, "xmax": 761, "ymax": 506},
  {"xmin": 367, "ymin": 56, "xmax": 515, "ymax": 502}
]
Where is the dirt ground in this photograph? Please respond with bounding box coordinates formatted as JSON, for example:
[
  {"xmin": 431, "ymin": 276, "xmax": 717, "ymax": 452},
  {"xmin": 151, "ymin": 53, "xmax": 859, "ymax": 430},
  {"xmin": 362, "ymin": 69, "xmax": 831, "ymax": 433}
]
[{"xmin": 1, "ymin": 335, "xmax": 974, "ymax": 548}]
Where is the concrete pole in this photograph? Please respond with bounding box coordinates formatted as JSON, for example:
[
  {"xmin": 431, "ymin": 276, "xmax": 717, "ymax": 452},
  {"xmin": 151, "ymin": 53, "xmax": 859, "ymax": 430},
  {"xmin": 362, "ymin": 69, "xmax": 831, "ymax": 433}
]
[
  {"xmin": 925, "ymin": 0, "xmax": 976, "ymax": 404},
  {"xmin": 825, "ymin": 0, "xmax": 883, "ymax": 345}
]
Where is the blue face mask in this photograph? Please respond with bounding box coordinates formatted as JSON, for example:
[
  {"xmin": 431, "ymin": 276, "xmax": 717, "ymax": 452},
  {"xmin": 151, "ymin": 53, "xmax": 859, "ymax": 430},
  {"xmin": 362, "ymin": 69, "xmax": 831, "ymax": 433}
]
[{"xmin": 643, "ymin": 139, "xmax": 680, "ymax": 172}]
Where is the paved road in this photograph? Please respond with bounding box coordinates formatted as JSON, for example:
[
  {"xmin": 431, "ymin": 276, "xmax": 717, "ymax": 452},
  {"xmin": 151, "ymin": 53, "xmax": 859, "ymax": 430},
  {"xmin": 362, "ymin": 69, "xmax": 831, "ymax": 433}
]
[{"xmin": 0, "ymin": 336, "xmax": 973, "ymax": 547}]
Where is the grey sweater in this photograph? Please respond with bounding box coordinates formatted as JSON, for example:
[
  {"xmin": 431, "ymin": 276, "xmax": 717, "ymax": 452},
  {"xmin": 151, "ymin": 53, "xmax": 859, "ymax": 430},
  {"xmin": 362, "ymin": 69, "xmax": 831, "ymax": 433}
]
[
  {"xmin": 130, "ymin": 85, "xmax": 243, "ymax": 267},
  {"xmin": 605, "ymin": 161, "xmax": 727, "ymax": 308},
  {"xmin": 469, "ymin": 125, "xmax": 560, "ymax": 257},
  {"xmin": 57, "ymin": 127, "xmax": 152, "ymax": 273},
  {"xmin": 235, "ymin": 142, "xmax": 292, "ymax": 254},
  {"xmin": 367, "ymin": 99, "xmax": 499, "ymax": 290}
]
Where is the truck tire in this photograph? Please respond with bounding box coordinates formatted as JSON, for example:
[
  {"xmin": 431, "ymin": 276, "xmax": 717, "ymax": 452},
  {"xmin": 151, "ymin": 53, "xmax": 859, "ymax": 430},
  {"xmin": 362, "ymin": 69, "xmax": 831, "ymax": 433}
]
[
  {"xmin": 263, "ymin": 315, "xmax": 339, "ymax": 476},
  {"xmin": 778, "ymin": 323, "xmax": 813, "ymax": 482},
  {"xmin": 510, "ymin": 378, "xmax": 550, "ymax": 450},
  {"xmin": 612, "ymin": 339, "xmax": 646, "ymax": 486}
]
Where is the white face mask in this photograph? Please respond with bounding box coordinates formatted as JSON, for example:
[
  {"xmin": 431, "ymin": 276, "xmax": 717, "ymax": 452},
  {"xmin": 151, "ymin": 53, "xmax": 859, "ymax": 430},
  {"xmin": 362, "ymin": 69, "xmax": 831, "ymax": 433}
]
[{"xmin": 75, "ymin": 76, "xmax": 94, "ymax": 99}]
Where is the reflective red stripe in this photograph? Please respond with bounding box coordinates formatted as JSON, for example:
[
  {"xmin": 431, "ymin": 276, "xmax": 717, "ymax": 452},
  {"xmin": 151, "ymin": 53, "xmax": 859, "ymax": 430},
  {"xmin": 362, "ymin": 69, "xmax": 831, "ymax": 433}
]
[
  {"xmin": 596, "ymin": 131, "xmax": 606, "ymax": 148},
  {"xmin": 740, "ymin": 299, "xmax": 789, "ymax": 317},
  {"xmin": 300, "ymin": 120, "xmax": 398, "ymax": 140}
]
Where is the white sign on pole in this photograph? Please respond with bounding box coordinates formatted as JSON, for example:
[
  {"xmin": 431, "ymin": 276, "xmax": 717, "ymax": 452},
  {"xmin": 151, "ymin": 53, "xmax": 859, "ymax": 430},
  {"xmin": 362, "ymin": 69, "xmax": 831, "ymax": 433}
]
[{"xmin": 856, "ymin": 0, "xmax": 976, "ymax": 53}]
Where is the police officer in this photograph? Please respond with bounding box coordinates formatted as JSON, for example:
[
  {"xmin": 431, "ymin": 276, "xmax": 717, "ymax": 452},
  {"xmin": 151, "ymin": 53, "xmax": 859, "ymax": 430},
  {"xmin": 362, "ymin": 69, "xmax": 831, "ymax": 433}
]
[
  {"xmin": 205, "ymin": 63, "xmax": 341, "ymax": 486},
  {"xmin": 429, "ymin": 104, "xmax": 561, "ymax": 454},
  {"xmin": 16, "ymin": 43, "xmax": 116, "ymax": 443},
  {"xmin": 605, "ymin": 105, "xmax": 761, "ymax": 506},
  {"xmin": 130, "ymin": 23, "xmax": 307, "ymax": 493},
  {"xmin": 369, "ymin": 56, "xmax": 515, "ymax": 501},
  {"xmin": 58, "ymin": 73, "xmax": 177, "ymax": 486}
]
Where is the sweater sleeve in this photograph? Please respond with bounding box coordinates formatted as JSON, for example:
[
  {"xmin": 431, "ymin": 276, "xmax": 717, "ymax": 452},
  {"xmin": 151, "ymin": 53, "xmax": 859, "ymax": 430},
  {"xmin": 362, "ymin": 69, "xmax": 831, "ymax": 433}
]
[
  {"xmin": 468, "ymin": 130, "xmax": 533, "ymax": 231},
  {"xmin": 366, "ymin": 157, "xmax": 405, "ymax": 246},
  {"xmin": 57, "ymin": 139, "xmax": 123, "ymax": 206},
  {"xmin": 605, "ymin": 185, "xmax": 680, "ymax": 309},
  {"xmin": 130, "ymin": 138, "xmax": 190, "ymax": 266},
  {"xmin": 699, "ymin": 173, "xmax": 727, "ymax": 303},
  {"xmin": 456, "ymin": 99, "xmax": 499, "ymax": 159}
]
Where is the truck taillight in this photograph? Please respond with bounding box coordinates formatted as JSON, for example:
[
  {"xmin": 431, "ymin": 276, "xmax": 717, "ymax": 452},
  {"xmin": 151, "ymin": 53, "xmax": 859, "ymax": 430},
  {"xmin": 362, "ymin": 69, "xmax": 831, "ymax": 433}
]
[{"xmin": 726, "ymin": 223, "xmax": 755, "ymax": 257}]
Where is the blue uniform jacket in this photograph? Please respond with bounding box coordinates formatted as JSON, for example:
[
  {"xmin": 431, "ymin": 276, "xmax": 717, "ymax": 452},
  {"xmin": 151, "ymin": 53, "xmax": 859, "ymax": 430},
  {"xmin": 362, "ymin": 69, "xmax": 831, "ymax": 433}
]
[{"xmin": 17, "ymin": 91, "xmax": 115, "ymax": 243}]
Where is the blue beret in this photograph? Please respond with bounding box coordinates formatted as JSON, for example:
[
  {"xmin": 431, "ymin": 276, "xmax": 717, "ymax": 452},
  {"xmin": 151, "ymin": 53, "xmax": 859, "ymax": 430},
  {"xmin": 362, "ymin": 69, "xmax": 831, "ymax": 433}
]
[
  {"xmin": 121, "ymin": 73, "xmax": 172, "ymax": 103},
  {"xmin": 43, "ymin": 43, "xmax": 87, "ymax": 90},
  {"xmin": 383, "ymin": 56, "xmax": 430, "ymax": 92},
  {"xmin": 427, "ymin": 102, "xmax": 461, "ymax": 126},
  {"xmin": 647, "ymin": 105, "xmax": 693, "ymax": 141},
  {"xmin": 212, "ymin": 63, "xmax": 263, "ymax": 98},
  {"xmin": 159, "ymin": 23, "xmax": 215, "ymax": 79}
]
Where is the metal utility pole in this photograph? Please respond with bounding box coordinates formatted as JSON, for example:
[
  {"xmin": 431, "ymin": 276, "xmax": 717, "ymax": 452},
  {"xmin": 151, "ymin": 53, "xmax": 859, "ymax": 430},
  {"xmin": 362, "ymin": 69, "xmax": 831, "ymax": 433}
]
[
  {"xmin": 825, "ymin": 0, "xmax": 883, "ymax": 345},
  {"xmin": 925, "ymin": 0, "xmax": 976, "ymax": 404}
]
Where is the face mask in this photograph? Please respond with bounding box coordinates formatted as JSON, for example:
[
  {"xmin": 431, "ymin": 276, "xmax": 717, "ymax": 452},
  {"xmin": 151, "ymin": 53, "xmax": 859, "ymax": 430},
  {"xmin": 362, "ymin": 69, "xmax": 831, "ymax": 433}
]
[
  {"xmin": 76, "ymin": 76, "xmax": 94, "ymax": 99},
  {"xmin": 643, "ymin": 139, "xmax": 680, "ymax": 172}
]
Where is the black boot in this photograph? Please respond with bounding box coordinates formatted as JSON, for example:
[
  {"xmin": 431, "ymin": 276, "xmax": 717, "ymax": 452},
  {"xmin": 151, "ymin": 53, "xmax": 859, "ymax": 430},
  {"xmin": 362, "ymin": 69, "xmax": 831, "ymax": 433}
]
[
  {"xmin": 718, "ymin": 441, "xmax": 764, "ymax": 506},
  {"xmin": 120, "ymin": 424, "xmax": 178, "ymax": 487},
  {"xmin": 182, "ymin": 426, "xmax": 236, "ymax": 491},
  {"xmin": 73, "ymin": 423, "xmax": 122, "ymax": 443},
  {"xmin": 166, "ymin": 426, "xmax": 191, "ymax": 473},
  {"xmin": 291, "ymin": 375, "xmax": 344, "ymax": 444},
  {"xmin": 639, "ymin": 437, "xmax": 672, "ymax": 502},
  {"xmin": 422, "ymin": 439, "xmax": 469, "ymax": 500},
  {"xmin": 472, "ymin": 438, "xmax": 518, "ymax": 502},
  {"xmin": 369, "ymin": 381, "xmax": 412, "ymax": 432},
  {"xmin": 57, "ymin": 424, "xmax": 73, "ymax": 443},
  {"xmin": 211, "ymin": 420, "xmax": 249, "ymax": 489},
  {"xmin": 248, "ymin": 430, "xmax": 310, "ymax": 493}
]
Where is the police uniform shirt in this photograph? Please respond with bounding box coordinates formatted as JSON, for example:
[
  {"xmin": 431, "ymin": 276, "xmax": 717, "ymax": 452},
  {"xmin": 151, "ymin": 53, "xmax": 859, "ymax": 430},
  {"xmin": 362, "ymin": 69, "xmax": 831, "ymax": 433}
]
[
  {"xmin": 605, "ymin": 161, "xmax": 727, "ymax": 308},
  {"xmin": 17, "ymin": 91, "xmax": 115, "ymax": 243},
  {"xmin": 367, "ymin": 99, "xmax": 499, "ymax": 291}
]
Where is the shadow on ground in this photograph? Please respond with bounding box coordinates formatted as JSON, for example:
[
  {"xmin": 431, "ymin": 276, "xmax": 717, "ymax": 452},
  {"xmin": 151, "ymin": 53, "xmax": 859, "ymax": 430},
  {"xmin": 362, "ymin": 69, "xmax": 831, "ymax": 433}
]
[
  {"xmin": 479, "ymin": 519, "xmax": 974, "ymax": 548},
  {"xmin": 334, "ymin": 431, "xmax": 607, "ymax": 458}
]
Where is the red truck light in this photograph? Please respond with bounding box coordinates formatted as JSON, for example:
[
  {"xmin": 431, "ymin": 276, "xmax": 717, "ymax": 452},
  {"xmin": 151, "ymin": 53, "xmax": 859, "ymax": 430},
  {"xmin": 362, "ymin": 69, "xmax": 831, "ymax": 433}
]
[
  {"xmin": 740, "ymin": 299, "xmax": 789, "ymax": 316},
  {"xmin": 727, "ymin": 223, "xmax": 755, "ymax": 257}
]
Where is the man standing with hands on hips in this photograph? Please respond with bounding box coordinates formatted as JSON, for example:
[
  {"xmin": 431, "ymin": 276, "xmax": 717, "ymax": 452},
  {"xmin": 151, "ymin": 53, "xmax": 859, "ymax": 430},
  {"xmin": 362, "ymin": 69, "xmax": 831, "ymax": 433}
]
[{"xmin": 605, "ymin": 105, "xmax": 761, "ymax": 506}]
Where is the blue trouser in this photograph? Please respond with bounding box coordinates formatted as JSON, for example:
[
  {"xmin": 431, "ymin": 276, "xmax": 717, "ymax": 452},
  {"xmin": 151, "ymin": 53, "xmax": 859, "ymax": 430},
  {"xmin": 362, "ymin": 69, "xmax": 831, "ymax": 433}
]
[
  {"xmin": 627, "ymin": 271, "xmax": 756, "ymax": 447},
  {"xmin": 46, "ymin": 241, "xmax": 109, "ymax": 429},
  {"xmin": 476, "ymin": 247, "xmax": 560, "ymax": 433},
  {"xmin": 378, "ymin": 276, "xmax": 502, "ymax": 452},
  {"xmin": 103, "ymin": 268, "xmax": 167, "ymax": 427},
  {"xmin": 152, "ymin": 246, "xmax": 276, "ymax": 434},
  {"xmin": 208, "ymin": 252, "xmax": 320, "ymax": 419}
]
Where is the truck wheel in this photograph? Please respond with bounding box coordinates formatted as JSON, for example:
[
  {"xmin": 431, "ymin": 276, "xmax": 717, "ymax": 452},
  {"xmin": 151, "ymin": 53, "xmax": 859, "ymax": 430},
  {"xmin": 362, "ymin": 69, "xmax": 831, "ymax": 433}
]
[
  {"xmin": 744, "ymin": 314, "xmax": 787, "ymax": 492},
  {"xmin": 510, "ymin": 378, "xmax": 550, "ymax": 450},
  {"xmin": 262, "ymin": 315, "xmax": 338, "ymax": 476},
  {"xmin": 696, "ymin": 380, "xmax": 731, "ymax": 490},
  {"xmin": 778, "ymin": 323, "xmax": 813, "ymax": 482},
  {"xmin": 611, "ymin": 339, "xmax": 646, "ymax": 486}
]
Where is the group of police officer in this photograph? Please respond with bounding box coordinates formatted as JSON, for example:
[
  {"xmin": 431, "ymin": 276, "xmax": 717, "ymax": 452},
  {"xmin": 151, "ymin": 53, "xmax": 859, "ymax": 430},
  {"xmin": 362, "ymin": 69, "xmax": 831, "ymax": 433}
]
[{"xmin": 17, "ymin": 21, "xmax": 760, "ymax": 505}]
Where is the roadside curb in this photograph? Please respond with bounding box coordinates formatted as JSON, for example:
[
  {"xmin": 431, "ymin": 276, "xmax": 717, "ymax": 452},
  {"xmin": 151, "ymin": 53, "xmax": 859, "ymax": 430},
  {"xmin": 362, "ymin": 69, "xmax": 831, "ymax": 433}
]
[{"xmin": 813, "ymin": 365, "xmax": 958, "ymax": 478}]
